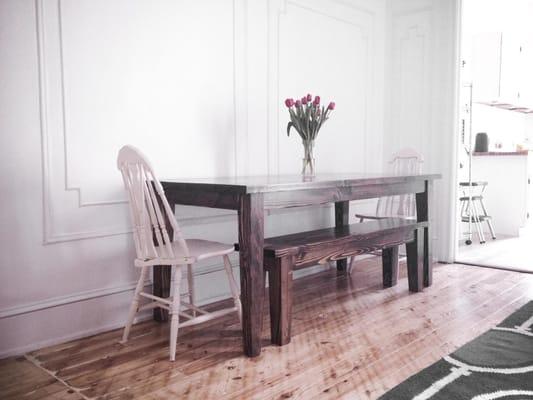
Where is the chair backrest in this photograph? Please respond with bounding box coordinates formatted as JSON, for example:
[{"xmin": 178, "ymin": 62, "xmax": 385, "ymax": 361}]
[
  {"xmin": 376, "ymin": 148, "xmax": 424, "ymax": 218},
  {"xmin": 117, "ymin": 145, "xmax": 189, "ymax": 261}
]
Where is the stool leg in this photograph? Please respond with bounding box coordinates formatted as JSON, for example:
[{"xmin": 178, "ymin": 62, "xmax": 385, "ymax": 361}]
[
  {"xmin": 472, "ymin": 201, "xmax": 486, "ymax": 243},
  {"xmin": 382, "ymin": 246, "xmax": 399, "ymax": 288},
  {"xmin": 406, "ymin": 228, "xmax": 424, "ymax": 292},
  {"xmin": 268, "ymin": 256, "xmax": 293, "ymax": 346},
  {"xmin": 479, "ymin": 198, "xmax": 496, "ymax": 239},
  {"xmin": 486, "ymin": 218, "xmax": 497, "ymax": 240}
]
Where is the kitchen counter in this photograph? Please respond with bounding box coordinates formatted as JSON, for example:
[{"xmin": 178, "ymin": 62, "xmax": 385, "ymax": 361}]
[
  {"xmin": 473, "ymin": 150, "xmax": 529, "ymax": 156},
  {"xmin": 462, "ymin": 153, "xmax": 530, "ymax": 236}
]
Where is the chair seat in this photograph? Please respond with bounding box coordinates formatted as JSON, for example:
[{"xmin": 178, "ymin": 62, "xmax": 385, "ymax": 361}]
[
  {"xmin": 178, "ymin": 239, "xmax": 235, "ymax": 261},
  {"xmin": 355, "ymin": 213, "xmax": 416, "ymax": 221},
  {"xmin": 135, "ymin": 239, "xmax": 234, "ymax": 267}
]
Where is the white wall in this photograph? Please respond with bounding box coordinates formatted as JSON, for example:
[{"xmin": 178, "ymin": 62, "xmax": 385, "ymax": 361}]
[
  {"xmin": 0, "ymin": 0, "xmax": 391, "ymax": 357},
  {"xmin": 385, "ymin": 0, "xmax": 460, "ymax": 263}
]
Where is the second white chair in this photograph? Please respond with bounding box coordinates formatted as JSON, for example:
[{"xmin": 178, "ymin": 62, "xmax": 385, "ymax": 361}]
[
  {"xmin": 117, "ymin": 145, "xmax": 241, "ymax": 361},
  {"xmin": 348, "ymin": 148, "xmax": 424, "ymax": 273}
]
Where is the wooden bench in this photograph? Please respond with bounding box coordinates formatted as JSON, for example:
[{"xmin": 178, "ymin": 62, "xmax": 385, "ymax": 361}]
[{"xmin": 263, "ymin": 218, "xmax": 429, "ymax": 346}]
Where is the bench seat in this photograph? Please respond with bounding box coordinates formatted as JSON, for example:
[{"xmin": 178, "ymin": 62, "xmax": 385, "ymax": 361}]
[
  {"xmin": 263, "ymin": 217, "xmax": 429, "ymax": 345},
  {"xmin": 263, "ymin": 217, "xmax": 426, "ymax": 270}
]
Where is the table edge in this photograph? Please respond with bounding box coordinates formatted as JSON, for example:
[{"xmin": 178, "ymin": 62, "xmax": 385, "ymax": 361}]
[{"xmin": 161, "ymin": 174, "xmax": 441, "ymax": 194}]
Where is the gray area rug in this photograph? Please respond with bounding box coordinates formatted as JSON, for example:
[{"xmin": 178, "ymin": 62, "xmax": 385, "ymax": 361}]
[{"xmin": 379, "ymin": 301, "xmax": 533, "ymax": 400}]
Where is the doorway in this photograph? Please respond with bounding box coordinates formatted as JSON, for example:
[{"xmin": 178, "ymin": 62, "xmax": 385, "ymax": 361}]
[{"xmin": 454, "ymin": 0, "xmax": 533, "ymax": 273}]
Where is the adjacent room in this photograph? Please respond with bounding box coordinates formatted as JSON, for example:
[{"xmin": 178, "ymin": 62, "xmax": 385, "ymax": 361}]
[
  {"xmin": 1, "ymin": 0, "xmax": 532, "ymax": 399},
  {"xmin": 456, "ymin": 0, "xmax": 533, "ymax": 273}
]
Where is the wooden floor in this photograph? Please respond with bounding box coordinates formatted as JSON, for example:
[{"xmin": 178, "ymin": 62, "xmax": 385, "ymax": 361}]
[
  {"xmin": 457, "ymin": 231, "xmax": 533, "ymax": 273},
  {"xmin": 2, "ymin": 259, "xmax": 533, "ymax": 400}
]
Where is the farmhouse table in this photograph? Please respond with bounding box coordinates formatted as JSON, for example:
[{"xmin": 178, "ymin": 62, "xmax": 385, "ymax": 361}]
[{"xmin": 156, "ymin": 173, "xmax": 440, "ymax": 357}]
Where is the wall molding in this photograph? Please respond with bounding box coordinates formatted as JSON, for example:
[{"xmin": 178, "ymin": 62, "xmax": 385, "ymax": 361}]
[
  {"xmin": 36, "ymin": 0, "xmax": 246, "ymax": 243},
  {"xmin": 387, "ymin": 4, "xmax": 432, "ymax": 157},
  {"xmin": 0, "ymin": 252, "xmax": 240, "ymax": 320},
  {"xmin": 0, "ymin": 279, "xmax": 151, "ymax": 320},
  {"xmin": 0, "ymin": 313, "xmax": 151, "ymax": 359},
  {"xmin": 0, "ymin": 252, "xmax": 376, "ymax": 359}
]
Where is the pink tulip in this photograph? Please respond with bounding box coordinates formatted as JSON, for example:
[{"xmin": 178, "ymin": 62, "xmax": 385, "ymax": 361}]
[
  {"xmin": 301, "ymin": 96, "xmax": 308, "ymax": 105},
  {"xmin": 313, "ymin": 96, "xmax": 320, "ymax": 105},
  {"xmin": 306, "ymin": 93, "xmax": 312, "ymax": 102},
  {"xmin": 295, "ymin": 99, "xmax": 302, "ymax": 107},
  {"xmin": 285, "ymin": 98, "xmax": 295, "ymax": 107},
  {"xmin": 328, "ymin": 101, "xmax": 336, "ymax": 110}
]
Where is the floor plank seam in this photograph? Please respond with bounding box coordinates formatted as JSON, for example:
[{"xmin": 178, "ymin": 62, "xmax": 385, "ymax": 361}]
[{"xmin": 24, "ymin": 353, "xmax": 93, "ymax": 400}]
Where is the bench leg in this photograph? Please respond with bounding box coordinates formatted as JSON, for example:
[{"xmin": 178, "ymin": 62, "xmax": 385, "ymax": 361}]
[
  {"xmin": 406, "ymin": 228, "xmax": 424, "ymax": 292},
  {"xmin": 335, "ymin": 201, "xmax": 349, "ymax": 273},
  {"xmin": 268, "ymin": 256, "xmax": 293, "ymax": 346},
  {"xmin": 382, "ymin": 246, "xmax": 399, "ymax": 288}
]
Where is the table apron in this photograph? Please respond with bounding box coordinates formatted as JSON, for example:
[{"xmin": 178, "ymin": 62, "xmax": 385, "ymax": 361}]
[
  {"xmin": 164, "ymin": 180, "xmax": 427, "ymax": 211},
  {"xmin": 263, "ymin": 181, "xmax": 426, "ymax": 209},
  {"xmin": 165, "ymin": 190, "xmax": 240, "ymax": 210}
]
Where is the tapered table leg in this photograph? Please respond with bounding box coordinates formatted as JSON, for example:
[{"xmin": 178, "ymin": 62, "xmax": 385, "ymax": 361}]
[
  {"xmin": 335, "ymin": 201, "xmax": 350, "ymax": 272},
  {"xmin": 268, "ymin": 256, "xmax": 293, "ymax": 346},
  {"xmin": 153, "ymin": 198, "xmax": 175, "ymax": 322},
  {"xmin": 238, "ymin": 193, "xmax": 265, "ymax": 357},
  {"xmin": 416, "ymin": 180, "xmax": 433, "ymax": 287},
  {"xmin": 406, "ymin": 228, "xmax": 424, "ymax": 292}
]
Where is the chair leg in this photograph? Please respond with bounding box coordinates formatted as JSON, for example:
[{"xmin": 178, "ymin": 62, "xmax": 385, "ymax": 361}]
[
  {"xmin": 382, "ymin": 246, "xmax": 399, "ymax": 288},
  {"xmin": 347, "ymin": 256, "xmax": 356, "ymax": 274},
  {"xmin": 169, "ymin": 265, "xmax": 182, "ymax": 362},
  {"xmin": 223, "ymin": 255, "xmax": 242, "ymax": 323},
  {"xmin": 187, "ymin": 264, "xmax": 195, "ymax": 317},
  {"xmin": 122, "ymin": 266, "xmax": 148, "ymax": 343}
]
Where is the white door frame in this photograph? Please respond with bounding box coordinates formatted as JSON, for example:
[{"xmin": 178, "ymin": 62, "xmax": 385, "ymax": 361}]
[{"xmin": 445, "ymin": 0, "xmax": 463, "ymax": 263}]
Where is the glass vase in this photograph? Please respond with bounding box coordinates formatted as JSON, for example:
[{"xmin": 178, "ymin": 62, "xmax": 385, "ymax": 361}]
[{"xmin": 301, "ymin": 140, "xmax": 315, "ymax": 179}]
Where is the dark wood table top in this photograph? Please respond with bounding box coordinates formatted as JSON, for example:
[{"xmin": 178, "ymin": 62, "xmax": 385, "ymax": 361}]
[{"xmin": 161, "ymin": 173, "xmax": 441, "ymax": 194}]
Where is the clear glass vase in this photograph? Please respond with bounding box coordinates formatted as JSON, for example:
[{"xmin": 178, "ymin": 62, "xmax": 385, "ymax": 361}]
[{"xmin": 301, "ymin": 140, "xmax": 315, "ymax": 179}]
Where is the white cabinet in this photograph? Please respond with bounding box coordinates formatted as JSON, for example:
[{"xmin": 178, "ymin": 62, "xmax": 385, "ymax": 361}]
[
  {"xmin": 471, "ymin": 32, "xmax": 502, "ymax": 101},
  {"xmin": 499, "ymin": 34, "xmax": 522, "ymax": 103},
  {"xmin": 519, "ymin": 35, "xmax": 533, "ymax": 107},
  {"xmin": 470, "ymin": 154, "xmax": 529, "ymax": 236},
  {"xmin": 471, "ymin": 31, "xmax": 533, "ymax": 107}
]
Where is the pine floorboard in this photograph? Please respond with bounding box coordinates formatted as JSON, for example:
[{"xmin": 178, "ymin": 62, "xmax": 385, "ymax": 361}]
[{"xmin": 1, "ymin": 259, "xmax": 533, "ymax": 399}]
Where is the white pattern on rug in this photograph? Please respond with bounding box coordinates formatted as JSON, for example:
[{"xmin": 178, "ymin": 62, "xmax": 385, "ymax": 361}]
[{"xmin": 413, "ymin": 311, "xmax": 533, "ymax": 400}]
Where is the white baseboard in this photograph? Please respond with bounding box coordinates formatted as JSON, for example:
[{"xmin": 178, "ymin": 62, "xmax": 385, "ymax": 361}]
[
  {"xmin": 0, "ymin": 255, "xmax": 239, "ymax": 320},
  {"xmin": 0, "ymin": 253, "xmax": 373, "ymax": 359},
  {"xmin": 0, "ymin": 312, "xmax": 152, "ymax": 360}
]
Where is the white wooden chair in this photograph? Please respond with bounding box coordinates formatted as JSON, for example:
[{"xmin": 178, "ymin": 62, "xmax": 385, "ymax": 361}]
[
  {"xmin": 117, "ymin": 145, "xmax": 241, "ymax": 361},
  {"xmin": 356, "ymin": 148, "xmax": 424, "ymax": 222},
  {"xmin": 348, "ymin": 148, "xmax": 424, "ymax": 273}
]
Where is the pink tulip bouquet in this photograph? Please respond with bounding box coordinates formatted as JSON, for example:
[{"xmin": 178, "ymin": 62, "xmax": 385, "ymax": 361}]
[{"xmin": 284, "ymin": 93, "xmax": 335, "ymax": 177}]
